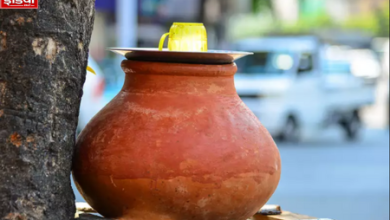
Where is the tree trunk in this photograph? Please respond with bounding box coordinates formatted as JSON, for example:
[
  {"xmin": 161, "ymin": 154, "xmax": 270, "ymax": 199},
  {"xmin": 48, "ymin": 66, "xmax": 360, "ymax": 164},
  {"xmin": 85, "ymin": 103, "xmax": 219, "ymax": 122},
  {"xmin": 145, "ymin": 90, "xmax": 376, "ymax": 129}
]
[{"xmin": 0, "ymin": 0, "xmax": 95, "ymax": 219}]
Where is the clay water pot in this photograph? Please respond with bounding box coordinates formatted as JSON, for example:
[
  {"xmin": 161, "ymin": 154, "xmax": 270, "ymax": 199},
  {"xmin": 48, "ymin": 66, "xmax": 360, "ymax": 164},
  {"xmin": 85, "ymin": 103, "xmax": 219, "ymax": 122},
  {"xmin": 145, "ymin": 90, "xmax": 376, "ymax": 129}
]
[{"xmin": 73, "ymin": 60, "xmax": 281, "ymax": 220}]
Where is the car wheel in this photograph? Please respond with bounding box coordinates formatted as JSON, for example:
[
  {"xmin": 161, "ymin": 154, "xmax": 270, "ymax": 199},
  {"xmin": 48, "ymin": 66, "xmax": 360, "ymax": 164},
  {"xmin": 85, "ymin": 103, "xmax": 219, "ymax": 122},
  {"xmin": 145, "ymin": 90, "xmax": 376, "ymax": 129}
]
[
  {"xmin": 340, "ymin": 111, "xmax": 361, "ymax": 141},
  {"xmin": 278, "ymin": 116, "xmax": 300, "ymax": 143}
]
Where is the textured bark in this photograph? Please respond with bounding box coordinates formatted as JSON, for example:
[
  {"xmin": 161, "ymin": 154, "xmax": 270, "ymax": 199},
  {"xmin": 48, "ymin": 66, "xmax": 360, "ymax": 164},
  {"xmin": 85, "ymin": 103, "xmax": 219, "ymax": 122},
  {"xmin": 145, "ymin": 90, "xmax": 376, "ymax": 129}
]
[{"xmin": 0, "ymin": 0, "xmax": 95, "ymax": 219}]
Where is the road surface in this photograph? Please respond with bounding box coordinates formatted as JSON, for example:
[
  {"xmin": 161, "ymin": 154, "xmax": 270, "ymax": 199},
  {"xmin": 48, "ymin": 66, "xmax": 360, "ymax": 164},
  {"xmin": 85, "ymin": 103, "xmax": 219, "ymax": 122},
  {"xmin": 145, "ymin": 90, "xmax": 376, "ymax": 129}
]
[{"xmin": 268, "ymin": 128, "xmax": 389, "ymax": 220}]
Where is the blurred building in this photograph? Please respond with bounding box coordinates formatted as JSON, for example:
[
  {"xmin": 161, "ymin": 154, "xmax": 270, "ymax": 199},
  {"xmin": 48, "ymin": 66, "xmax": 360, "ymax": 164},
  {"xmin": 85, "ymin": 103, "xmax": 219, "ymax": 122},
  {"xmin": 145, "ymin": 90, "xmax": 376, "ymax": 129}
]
[
  {"xmin": 89, "ymin": 0, "xmax": 388, "ymax": 59},
  {"xmin": 88, "ymin": 0, "xmax": 264, "ymax": 60},
  {"xmin": 89, "ymin": 0, "xmax": 388, "ymax": 94}
]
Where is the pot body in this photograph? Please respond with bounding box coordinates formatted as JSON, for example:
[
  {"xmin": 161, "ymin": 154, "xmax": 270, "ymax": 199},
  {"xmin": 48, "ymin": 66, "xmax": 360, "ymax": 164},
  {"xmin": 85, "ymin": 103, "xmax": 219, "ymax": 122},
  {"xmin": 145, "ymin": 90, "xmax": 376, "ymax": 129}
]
[{"xmin": 73, "ymin": 60, "xmax": 281, "ymax": 220}]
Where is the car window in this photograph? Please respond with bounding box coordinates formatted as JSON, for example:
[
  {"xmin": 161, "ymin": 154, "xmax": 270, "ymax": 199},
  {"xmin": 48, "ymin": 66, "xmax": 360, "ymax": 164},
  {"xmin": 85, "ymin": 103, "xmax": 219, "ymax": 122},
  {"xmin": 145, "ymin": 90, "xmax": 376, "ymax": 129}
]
[
  {"xmin": 236, "ymin": 52, "xmax": 294, "ymax": 74},
  {"xmin": 297, "ymin": 53, "xmax": 314, "ymax": 75},
  {"xmin": 324, "ymin": 61, "xmax": 351, "ymax": 74}
]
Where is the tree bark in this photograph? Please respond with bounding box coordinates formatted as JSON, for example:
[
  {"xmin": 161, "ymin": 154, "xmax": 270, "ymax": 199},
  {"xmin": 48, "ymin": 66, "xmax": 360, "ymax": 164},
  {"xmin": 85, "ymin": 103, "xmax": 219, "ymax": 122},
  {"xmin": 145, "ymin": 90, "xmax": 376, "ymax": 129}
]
[{"xmin": 0, "ymin": 0, "xmax": 95, "ymax": 219}]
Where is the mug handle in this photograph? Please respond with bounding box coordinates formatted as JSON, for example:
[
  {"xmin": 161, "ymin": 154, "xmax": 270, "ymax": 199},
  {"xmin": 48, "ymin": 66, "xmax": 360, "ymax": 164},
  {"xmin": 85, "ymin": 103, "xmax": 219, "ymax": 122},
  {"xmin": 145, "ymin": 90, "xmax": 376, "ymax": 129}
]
[{"xmin": 159, "ymin": 33, "xmax": 170, "ymax": 51}]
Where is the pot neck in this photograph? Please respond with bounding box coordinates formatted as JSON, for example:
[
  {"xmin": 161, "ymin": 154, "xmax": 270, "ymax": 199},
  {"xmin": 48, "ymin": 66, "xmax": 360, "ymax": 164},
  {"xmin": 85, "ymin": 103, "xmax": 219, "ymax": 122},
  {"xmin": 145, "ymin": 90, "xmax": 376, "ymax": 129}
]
[{"xmin": 121, "ymin": 60, "xmax": 238, "ymax": 96}]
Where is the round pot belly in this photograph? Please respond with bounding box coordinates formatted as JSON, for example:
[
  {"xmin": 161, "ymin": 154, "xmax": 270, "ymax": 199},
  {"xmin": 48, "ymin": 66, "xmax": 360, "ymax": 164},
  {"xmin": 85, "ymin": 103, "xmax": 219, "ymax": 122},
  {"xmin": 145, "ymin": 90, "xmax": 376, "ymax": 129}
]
[{"xmin": 73, "ymin": 61, "xmax": 281, "ymax": 220}]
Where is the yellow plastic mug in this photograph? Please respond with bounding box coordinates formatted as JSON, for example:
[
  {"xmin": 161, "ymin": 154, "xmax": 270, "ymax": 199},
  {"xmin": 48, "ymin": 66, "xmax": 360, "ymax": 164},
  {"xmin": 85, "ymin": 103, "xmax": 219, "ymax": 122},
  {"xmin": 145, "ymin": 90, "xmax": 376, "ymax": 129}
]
[{"xmin": 159, "ymin": 22, "xmax": 208, "ymax": 52}]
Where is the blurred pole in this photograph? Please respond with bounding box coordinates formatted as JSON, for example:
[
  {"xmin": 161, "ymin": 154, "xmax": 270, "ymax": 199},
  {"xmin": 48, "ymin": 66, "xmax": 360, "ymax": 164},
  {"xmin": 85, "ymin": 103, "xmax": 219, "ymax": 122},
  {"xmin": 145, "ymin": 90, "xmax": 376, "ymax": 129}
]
[
  {"xmin": 198, "ymin": 0, "xmax": 206, "ymax": 22},
  {"xmin": 115, "ymin": 0, "xmax": 137, "ymax": 80},
  {"xmin": 116, "ymin": 0, "xmax": 138, "ymax": 47}
]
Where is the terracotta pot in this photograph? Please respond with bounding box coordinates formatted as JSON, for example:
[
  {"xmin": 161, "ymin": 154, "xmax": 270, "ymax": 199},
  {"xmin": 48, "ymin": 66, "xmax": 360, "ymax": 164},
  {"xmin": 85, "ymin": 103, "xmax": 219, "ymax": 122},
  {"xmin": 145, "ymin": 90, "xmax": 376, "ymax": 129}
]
[{"xmin": 73, "ymin": 60, "xmax": 281, "ymax": 220}]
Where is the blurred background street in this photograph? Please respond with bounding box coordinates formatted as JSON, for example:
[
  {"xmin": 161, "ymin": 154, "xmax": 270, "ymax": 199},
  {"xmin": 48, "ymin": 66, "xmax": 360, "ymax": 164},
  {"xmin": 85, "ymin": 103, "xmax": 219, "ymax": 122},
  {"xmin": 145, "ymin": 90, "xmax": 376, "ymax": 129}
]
[
  {"xmin": 74, "ymin": 0, "xmax": 390, "ymax": 219},
  {"xmin": 270, "ymin": 128, "xmax": 389, "ymax": 220}
]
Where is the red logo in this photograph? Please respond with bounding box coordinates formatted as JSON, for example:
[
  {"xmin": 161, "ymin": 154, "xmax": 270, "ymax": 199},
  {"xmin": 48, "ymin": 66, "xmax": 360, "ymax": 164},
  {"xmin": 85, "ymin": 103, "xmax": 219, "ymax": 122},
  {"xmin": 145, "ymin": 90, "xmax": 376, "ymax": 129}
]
[{"xmin": 0, "ymin": 0, "xmax": 38, "ymax": 9}]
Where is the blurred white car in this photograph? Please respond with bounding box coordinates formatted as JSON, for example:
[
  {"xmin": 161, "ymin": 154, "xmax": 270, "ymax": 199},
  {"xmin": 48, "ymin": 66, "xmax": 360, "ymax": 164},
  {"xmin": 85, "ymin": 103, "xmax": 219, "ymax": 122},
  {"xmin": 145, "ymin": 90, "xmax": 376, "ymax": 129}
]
[
  {"xmin": 77, "ymin": 57, "xmax": 106, "ymax": 133},
  {"xmin": 324, "ymin": 45, "xmax": 382, "ymax": 80},
  {"xmin": 234, "ymin": 36, "xmax": 376, "ymax": 142}
]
